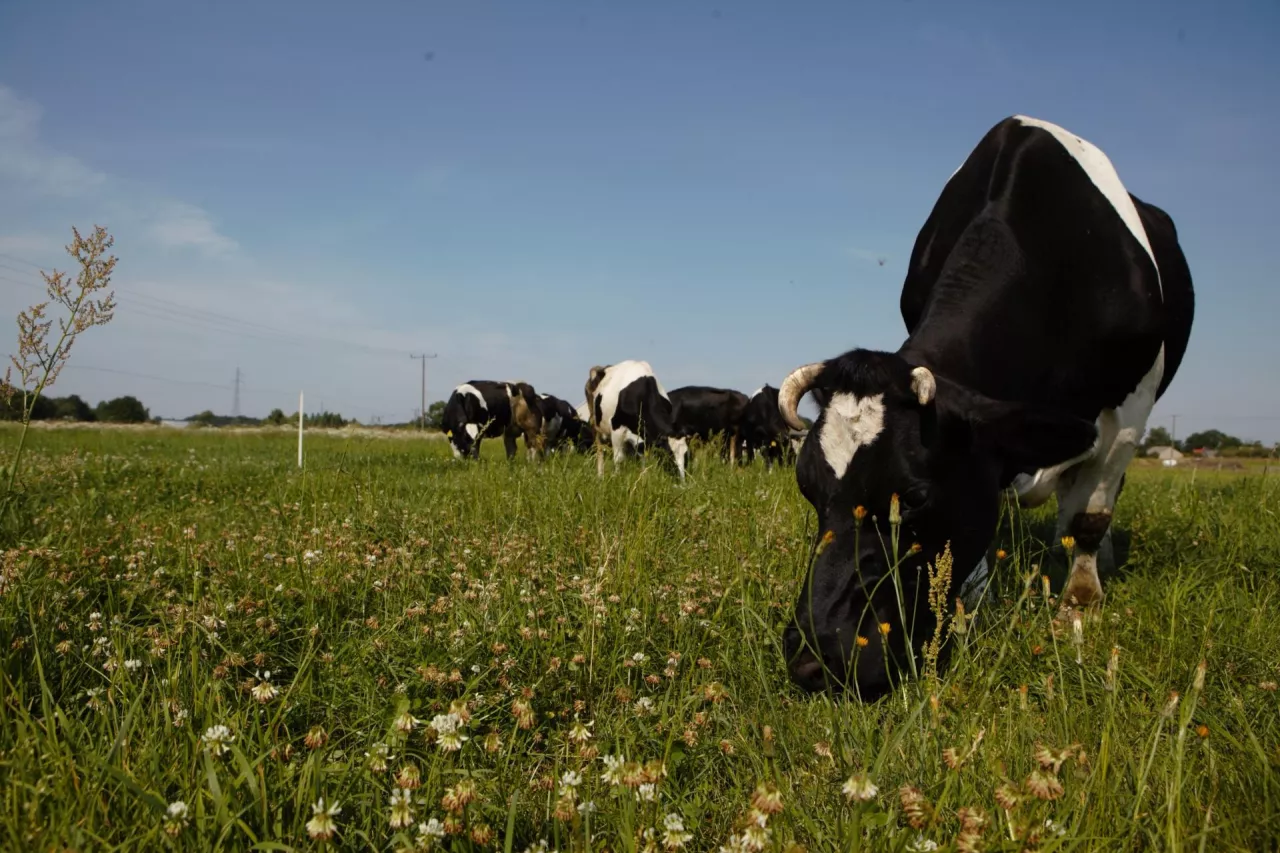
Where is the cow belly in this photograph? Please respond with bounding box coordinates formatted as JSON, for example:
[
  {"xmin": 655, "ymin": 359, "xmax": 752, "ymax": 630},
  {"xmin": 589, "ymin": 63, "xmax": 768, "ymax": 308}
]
[{"xmin": 1014, "ymin": 345, "xmax": 1165, "ymax": 509}]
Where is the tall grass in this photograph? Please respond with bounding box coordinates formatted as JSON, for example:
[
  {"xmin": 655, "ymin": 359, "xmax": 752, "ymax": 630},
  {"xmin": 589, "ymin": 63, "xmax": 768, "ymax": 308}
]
[{"xmin": 0, "ymin": 426, "xmax": 1277, "ymax": 851}]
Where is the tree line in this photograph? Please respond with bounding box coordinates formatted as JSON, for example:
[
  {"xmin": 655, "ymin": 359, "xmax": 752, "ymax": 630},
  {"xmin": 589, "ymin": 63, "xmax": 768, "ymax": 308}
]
[
  {"xmin": 0, "ymin": 390, "xmax": 150, "ymax": 423},
  {"xmin": 1142, "ymin": 425, "xmax": 1277, "ymax": 458}
]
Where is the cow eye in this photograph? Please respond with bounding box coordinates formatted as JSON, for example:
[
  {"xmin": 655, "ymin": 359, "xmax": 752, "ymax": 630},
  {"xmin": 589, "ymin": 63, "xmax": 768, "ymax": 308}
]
[{"xmin": 901, "ymin": 486, "xmax": 930, "ymax": 512}]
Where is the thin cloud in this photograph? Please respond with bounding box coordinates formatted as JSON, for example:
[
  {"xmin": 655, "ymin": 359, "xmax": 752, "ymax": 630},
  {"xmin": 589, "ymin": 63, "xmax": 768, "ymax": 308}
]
[
  {"xmin": 0, "ymin": 84, "xmax": 107, "ymax": 197},
  {"xmin": 0, "ymin": 82, "xmax": 238, "ymax": 257},
  {"xmin": 145, "ymin": 202, "xmax": 238, "ymax": 256}
]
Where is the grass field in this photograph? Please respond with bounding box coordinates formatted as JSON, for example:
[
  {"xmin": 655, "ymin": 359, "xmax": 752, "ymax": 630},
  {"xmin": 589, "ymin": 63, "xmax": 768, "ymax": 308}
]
[{"xmin": 1, "ymin": 426, "xmax": 1278, "ymax": 852}]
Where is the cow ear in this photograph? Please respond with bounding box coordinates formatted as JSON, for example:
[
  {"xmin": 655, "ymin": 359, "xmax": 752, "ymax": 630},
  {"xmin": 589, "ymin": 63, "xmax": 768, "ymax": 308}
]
[{"xmin": 967, "ymin": 399, "xmax": 1098, "ymax": 471}]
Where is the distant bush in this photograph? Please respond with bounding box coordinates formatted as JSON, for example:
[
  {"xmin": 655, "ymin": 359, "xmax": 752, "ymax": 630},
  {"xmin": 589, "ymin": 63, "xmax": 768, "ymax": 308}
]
[{"xmin": 95, "ymin": 396, "xmax": 149, "ymax": 423}]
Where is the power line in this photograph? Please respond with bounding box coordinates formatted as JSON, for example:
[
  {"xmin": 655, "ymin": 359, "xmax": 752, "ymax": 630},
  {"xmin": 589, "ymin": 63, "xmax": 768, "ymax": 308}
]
[
  {"xmin": 410, "ymin": 353, "xmax": 437, "ymax": 429},
  {"xmin": 232, "ymin": 367, "xmax": 242, "ymax": 418}
]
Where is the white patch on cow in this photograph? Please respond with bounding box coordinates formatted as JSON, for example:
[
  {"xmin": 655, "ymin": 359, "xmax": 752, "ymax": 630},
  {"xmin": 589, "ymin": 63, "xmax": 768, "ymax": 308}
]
[
  {"xmin": 464, "ymin": 423, "xmax": 479, "ymax": 440},
  {"xmin": 668, "ymin": 436, "xmax": 689, "ymax": 480},
  {"xmin": 1014, "ymin": 116, "xmax": 1159, "ymax": 291},
  {"xmin": 592, "ymin": 360, "xmax": 657, "ymax": 434},
  {"xmin": 545, "ymin": 414, "xmax": 563, "ymax": 443},
  {"xmin": 818, "ymin": 392, "xmax": 885, "ymax": 479},
  {"xmin": 456, "ymin": 383, "xmax": 488, "ymax": 412},
  {"xmin": 449, "ymin": 441, "xmax": 462, "ymax": 460},
  {"xmin": 576, "ymin": 401, "xmax": 590, "ymax": 422},
  {"xmin": 958, "ymin": 556, "xmax": 990, "ymax": 611},
  {"xmin": 1056, "ymin": 345, "xmax": 1165, "ymax": 522}
]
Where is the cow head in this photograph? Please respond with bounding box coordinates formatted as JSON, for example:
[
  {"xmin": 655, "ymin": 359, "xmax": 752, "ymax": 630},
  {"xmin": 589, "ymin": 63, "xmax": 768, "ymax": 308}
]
[
  {"xmin": 777, "ymin": 349, "xmax": 1097, "ymax": 698},
  {"xmin": 445, "ymin": 422, "xmax": 482, "ymax": 459}
]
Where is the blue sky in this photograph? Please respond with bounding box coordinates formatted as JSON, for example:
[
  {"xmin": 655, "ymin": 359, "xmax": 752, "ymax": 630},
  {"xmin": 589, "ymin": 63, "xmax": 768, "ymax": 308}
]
[{"xmin": 1, "ymin": 0, "xmax": 1277, "ymax": 440}]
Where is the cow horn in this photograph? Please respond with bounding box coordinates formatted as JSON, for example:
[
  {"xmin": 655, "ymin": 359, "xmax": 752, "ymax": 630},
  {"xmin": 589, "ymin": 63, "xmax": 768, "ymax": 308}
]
[
  {"xmin": 778, "ymin": 362, "xmax": 824, "ymax": 431},
  {"xmin": 910, "ymin": 366, "xmax": 936, "ymax": 406}
]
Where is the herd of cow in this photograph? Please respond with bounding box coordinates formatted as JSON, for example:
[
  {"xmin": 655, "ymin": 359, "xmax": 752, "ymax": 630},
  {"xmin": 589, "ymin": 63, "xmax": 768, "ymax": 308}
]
[
  {"xmin": 440, "ymin": 368, "xmax": 807, "ymax": 478},
  {"xmin": 444, "ymin": 115, "xmax": 1197, "ymax": 699}
]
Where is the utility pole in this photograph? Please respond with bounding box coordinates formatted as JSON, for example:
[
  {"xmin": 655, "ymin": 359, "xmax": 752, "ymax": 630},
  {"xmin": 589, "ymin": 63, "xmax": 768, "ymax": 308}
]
[
  {"xmin": 410, "ymin": 353, "xmax": 438, "ymax": 429},
  {"xmin": 232, "ymin": 367, "xmax": 242, "ymax": 418},
  {"xmin": 1170, "ymin": 414, "xmax": 1180, "ymax": 447}
]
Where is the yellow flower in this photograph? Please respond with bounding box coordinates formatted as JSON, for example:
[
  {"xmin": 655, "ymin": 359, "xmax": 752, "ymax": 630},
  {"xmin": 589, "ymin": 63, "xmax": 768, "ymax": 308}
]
[
  {"xmin": 889, "ymin": 494, "xmax": 901, "ymax": 525},
  {"xmin": 855, "ymin": 635, "xmax": 869, "ymax": 648},
  {"xmin": 853, "ymin": 505, "xmax": 867, "ymax": 521},
  {"xmin": 878, "ymin": 622, "xmax": 891, "ymax": 636},
  {"xmin": 1060, "ymin": 535, "xmax": 1076, "ymax": 551}
]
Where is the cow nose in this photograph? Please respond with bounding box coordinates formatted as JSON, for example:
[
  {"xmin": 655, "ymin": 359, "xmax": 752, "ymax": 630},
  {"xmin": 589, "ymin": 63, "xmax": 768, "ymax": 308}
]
[{"xmin": 789, "ymin": 649, "xmax": 828, "ymax": 691}]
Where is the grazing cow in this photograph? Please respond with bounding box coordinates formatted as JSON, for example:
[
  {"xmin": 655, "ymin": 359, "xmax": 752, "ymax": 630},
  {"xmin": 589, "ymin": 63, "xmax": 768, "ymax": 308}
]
[
  {"xmin": 739, "ymin": 385, "xmax": 808, "ymax": 468},
  {"xmin": 585, "ymin": 360, "xmax": 690, "ymax": 479},
  {"xmin": 777, "ymin": 115, "xmax": 1194, "ymax": 697},
  {"xmin": 442, "ymin": 380, "xmax": 545, "ymax": 460},
  {"xmin": 669, "ymin": 386, "xmax": 750, "ymax": 465},
  {"xmin": 539, "ymin": 393, "xmax": 588, "ymax": 453}
]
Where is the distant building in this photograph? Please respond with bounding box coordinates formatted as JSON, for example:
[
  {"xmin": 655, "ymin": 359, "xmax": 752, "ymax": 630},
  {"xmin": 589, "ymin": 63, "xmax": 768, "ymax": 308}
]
[{"xmin": 1146, "ymin": 446, "xmax": 1184, "ymax": 462}]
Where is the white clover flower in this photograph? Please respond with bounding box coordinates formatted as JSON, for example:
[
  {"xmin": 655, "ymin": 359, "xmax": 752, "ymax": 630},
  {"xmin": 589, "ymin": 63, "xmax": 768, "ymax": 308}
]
[
  {"xmin": 560, "ymin": 770, "xmax": 583, "ymax": 789},
  {"xmin": 418, "ymin": 817, "xmax": 446, "ymax": 840},
  {"xmin": 842, "ymin": 772, "xmax": 878, "ymax": 802},
  {"xmin": 906, "ymin": 835, "xmax": 939, "ymax": 853},
  {"xmin": 632, "ymin": 652, "xmax": 648, "ymax": 664},
  {"xmin": 124, "ymin": 659, "xmax": 142, "ymax": 671},
  {"xmin": 202, "ymin": 724, "xmax": 235, "ymax": 755},
  {"xmin": 637, "ymin": 782, "xmax": 657, "ymax": 802},
  {"xmin": 663, "ymin": 813, "xmax": 692, "ymax": 849},
  {"xmin": 389, "ymin": 788, "xmax": 415, "ymax": 829},
  {"xmin": 601, "ymin": 754, "xmax": 626, "ymax": 786},
  {"xmin": 306, "ymin": 797, "xmax": 341, "ymax": 840}
]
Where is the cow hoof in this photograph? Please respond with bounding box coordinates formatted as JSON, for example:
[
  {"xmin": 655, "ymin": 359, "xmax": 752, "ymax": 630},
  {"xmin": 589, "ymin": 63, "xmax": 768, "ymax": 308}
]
[{"xmin": 1060, "ymin": 574, "xmax": 1104, "ymax": 610}]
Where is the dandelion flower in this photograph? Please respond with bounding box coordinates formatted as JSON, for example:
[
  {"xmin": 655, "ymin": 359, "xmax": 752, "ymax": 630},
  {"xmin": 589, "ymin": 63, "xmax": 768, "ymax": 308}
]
[
  {"xmin": 306, "ymin": 798, "xmax": 341, "ymax": 841},
  {"xmin": 855, "ymin": 635, "xmax": 869, "ymax": 648}
]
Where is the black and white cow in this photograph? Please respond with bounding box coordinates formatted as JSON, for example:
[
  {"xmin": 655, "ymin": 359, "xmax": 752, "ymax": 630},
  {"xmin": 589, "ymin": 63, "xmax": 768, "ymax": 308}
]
[
  {"xmin": 739, "ymin": 385, "xmax": 808, "ymax": 468},
  {"xmin": 585, "ymin": 360, "xmax": 690, "ymax": 479},
  {"xmin": 777, "ymin": 115, "xmax": 1194, "ymax": 697},
  {"xmin": 669, "ymin": 386, "xmax": 750, "ymax": 465},
  {"xmin": 442, "ymin": 380, "xmax": 545, "ymax": 461},
  {"xmin": 538, "ymin": 393, "xmax": 588, "ymax": 453}
]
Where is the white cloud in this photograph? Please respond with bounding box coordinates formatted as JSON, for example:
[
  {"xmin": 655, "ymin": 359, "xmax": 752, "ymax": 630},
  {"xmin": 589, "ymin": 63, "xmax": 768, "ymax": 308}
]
[
  {"xmin": 0, "ymin": 84, "xmax": 107, "ymax": 196},
  {"xmin": 0, "ymin": 83, "xmax": 237, "ymax": 257},
  {"xmin": 145, "ymin": 202, "xmax": 238, "ymax": 256}
]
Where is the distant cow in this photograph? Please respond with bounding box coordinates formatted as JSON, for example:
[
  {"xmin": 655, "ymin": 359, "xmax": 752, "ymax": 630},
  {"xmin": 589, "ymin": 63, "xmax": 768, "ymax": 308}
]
[
  {"xmin": 585, "ymin": 360, "xmax": 689, "ymax": 479},
  {"xmin": 539, "ymin": 393, "xmax": 588, "ymax": 453},
  {"xmin": 442, "ymin": 380, "xmax": 545, "ymax": 460},
  {"xmin": 739, "ymin": 385, "xmax": 807, "ymax": 468},
  {"xmin": 669, "ymin": 386, "xmax": 749, "ymax": 465},
  {"xmin": 777, "ymin": 115, "xmax": 1194, "ymax": 697}
]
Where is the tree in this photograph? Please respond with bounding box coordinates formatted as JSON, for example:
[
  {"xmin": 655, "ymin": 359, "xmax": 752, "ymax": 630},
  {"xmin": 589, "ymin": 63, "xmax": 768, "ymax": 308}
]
[
  {"xmin": 96, "ymin": 395, "xmax": 150, "ymax": 423},
  {"xmin": 1181, "ymin": 429, "xmax": 1242, "ymax": 452},
  {"xmin": 52, "ymin": 394, "xmax": 95, "ymax": 421},
  {"xmin": 189, "ymin": 410, "xmax": 217, "ymax": 427},
  {"xmin": 1143, "ymin": 425, "xmax": 1174, "ymax": 449},
  {"xmin": 263, "ymin": 408, "xmax": 288, "ymax": 426},
  {"xmin": 424, "ymin": 400, "xmax": 446, "ymax": 430}
]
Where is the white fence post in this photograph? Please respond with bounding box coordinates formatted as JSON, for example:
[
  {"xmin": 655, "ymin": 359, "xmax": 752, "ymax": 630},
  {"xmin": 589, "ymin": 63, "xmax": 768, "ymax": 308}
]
[{"xmin": 298, "ymin": 391, "xmax": 304, "ymax": 468}]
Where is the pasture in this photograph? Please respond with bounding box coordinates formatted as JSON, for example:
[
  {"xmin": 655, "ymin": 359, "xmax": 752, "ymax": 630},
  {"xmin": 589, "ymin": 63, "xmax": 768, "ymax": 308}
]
[{"xmin": 1, "ymin": 426, "xmax": 1277, "ymax": 852}]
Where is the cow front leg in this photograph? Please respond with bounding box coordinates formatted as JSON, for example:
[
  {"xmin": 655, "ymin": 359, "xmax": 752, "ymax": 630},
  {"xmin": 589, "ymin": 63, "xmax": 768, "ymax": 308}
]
[
  {"xmin": 595, "ymin": 435, "xmax": 605, "ymax": 477},
  {"xmin": 1053, "ymin": 409, "xmax": 1139, "ymax": 608},
  {"xmin": 610, "ymin": 429, "xmax": 629, "ymax": 470},
  {"xmin": 503, "ymin": 431, "xmax": 518, "ymax": 460}
]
